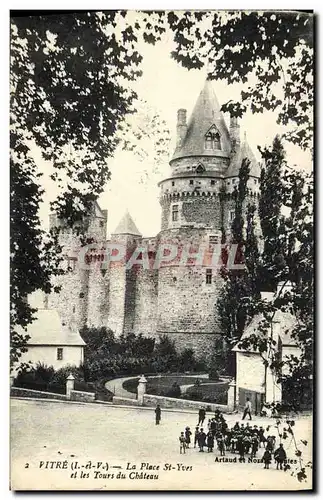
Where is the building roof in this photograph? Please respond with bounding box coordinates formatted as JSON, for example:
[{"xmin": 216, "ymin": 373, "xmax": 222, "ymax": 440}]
[
  {"xmin": 17, "ymin": 309, "xmax": 86, "ymax": 347},
  {"xmin": 112, "ymin": 210, "xmax": 142, "ymax": 236},
  {"xmin": 171, "ymin": 79, "xmax": 231, "ymax": 162},
  {"xmin": 232, "ymin": 310, "xmax": 298, "ymax": 353},
  {"xmin": 226, "ymin": 132, "xmax": 260, "ymax": 178}
]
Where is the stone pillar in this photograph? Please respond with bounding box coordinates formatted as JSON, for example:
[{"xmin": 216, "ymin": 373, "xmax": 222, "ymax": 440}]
[
  {"xmin": 137, "ymin": 375, "xmax": 147, "ymax": 405},
  {"xmin": 227, "ymin": 380, "xmax": 236, "ymax": 412},
  {"xmin": 66, "ymin": 374, "xmax": 75, "ymax": 399}
]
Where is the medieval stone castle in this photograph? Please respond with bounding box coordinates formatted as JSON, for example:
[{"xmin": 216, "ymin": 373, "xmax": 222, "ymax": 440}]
[{"xmin": 48, "ymin": 79, "xmax": 261, "ymax": 356}]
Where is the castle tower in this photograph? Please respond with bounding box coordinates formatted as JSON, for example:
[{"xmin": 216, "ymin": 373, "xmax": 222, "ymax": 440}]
[
  {"xmin": 48, "ymin": 201, "xmax": 108, "ymax": 332},
  {"xmin": 157, "ymin": 79, "xmax": 232, "ymax": 355},
  {"xmin": 107, "ymin": 210, "xmax": 142, "ymax": 335}
]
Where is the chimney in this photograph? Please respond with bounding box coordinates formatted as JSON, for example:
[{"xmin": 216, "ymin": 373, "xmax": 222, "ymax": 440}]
[
  {"xmin": 230, "ymin": 115, "xmax": 240, "ymax": 152},
  {"xmin": 176, "ymin": 108, "xmax": 187, "ymax": 148}
]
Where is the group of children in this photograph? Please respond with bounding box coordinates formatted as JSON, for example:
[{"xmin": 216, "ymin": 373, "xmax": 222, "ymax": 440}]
[{"xmin": 179, "ymin": 410, "xmax": 288, "ymax": 469}]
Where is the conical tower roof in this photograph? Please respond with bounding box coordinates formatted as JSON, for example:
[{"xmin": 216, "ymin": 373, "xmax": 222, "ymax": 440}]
[
  {"xmin": 171, "ymin": 79, "xmax": 231, "ymax": 162},
  {"xmin": 112, "ymin": 210, "xmax": 142, "ymax": 236},
  {"xmin": 227, "ymin": 132, "xmax": 260, "ymax": 178}
]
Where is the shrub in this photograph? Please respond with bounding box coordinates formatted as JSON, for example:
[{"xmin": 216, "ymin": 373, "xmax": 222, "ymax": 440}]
[
  {"xmin": 80, "ymin": 329, "xmax": 209, "ymax": 380},
  {"xmin": 14, "ymin": 363, "xmax": 56, "ymax": 392},
  {"xmin": 214, "ymin": 390, "xmax": 228, "ymax": 405},
  {"xmin": 185, "ymin": 387, "xmax": 203, "ymax": 401},
  {"xmin": 166, "ymin": 382, "xmax": 181, "ymax": 398}
]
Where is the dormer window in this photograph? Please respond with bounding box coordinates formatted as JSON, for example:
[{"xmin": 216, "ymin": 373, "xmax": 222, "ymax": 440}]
[
  {"xmin": 196, "ymin": 163, "xmax": 205, "ymax": 175},
  {"xmin": 205, "ymin": 125, "xmax": 221, "ymax": 150}
]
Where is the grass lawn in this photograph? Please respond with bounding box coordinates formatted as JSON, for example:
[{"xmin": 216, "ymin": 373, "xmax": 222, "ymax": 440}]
[
  {"xmin": 123, "ymin": 375, "xmax": 224, "ymax": 398},
  {"xmin": 184, "ymin": 382, "xmax": 229, "ymax": 404}
]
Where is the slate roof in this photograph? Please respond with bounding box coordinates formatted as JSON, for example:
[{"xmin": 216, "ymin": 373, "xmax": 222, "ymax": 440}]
[
  {"xmin": 112, "ymin": 210, "xmax": 142, "ymax": 236},
  {"xmin": 232, "ymin": 310, "xmax": 298, "ymax": 353},
  {"xmin": 17, "ymin": 309, "xmax": 86, "ymax": 347},
  {"xmin": 171, "ymin": 79, "xmax": 231, "ymax": 162}
]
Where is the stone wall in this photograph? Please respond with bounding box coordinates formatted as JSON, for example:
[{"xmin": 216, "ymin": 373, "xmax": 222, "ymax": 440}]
[
  {"xmin": 169, "ymin": 155, "xmax": 230, "ymax": 175},
  {"xmin": 143, "ymin": 394, "xmax": 228, "ymax": 412},
  {"xmin": 107, "ymin": 234, "xmax": 142, "ymax": 336},
  {"xmin": 156, "ymin": 226, "xmax": 224, "ymax": 350},
  {"xmin": 112, "ymin": 396, "xmax": 140, "ymax": 406},
  {"xmin": 160, "ymin": 192, "xmax": 223, "ymax": 231},
  {"xmin": 86, "ymin": 263, "xmax": 109, "ymax": 328},
  {"xmin": 133, "ymin": 266, "xmax": 159, "ymax": 336},
  {"xmin": 70, "ymin": 389, "xmax": 95, "ymax": 402},
  {"xmin": 49, "ymin": 263, "xmax": 90, "ymax": 333},
  {"xmin": 11, "ymin": 387, "xmax": 67, "ymax": 400}
]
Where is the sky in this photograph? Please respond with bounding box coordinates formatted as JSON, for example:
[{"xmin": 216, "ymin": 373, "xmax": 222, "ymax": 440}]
[{"xmin": 36, "ymin": 16, "xmax": 312, "ymax": 238}]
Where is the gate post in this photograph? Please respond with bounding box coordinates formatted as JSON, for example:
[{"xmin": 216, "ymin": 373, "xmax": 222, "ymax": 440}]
[
  {"xmin": 66, "ymin": 374, "xmax": 75, "ymax": 399},
  {"xmin": 137, "ymin": 375, "xmax": 147, "ymax": 405},
  {"xmin": 227, "ymin": 380, "xmax": 236, "ymax": 412}
]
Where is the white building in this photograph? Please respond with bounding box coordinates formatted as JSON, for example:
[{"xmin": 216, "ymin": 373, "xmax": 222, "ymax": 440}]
[
  {"xmin": 13, "ymin": 292, "xmax": 85, "ymax": 373},
  {"xmin": 233, "ymin": 286, "xmax": 301, "ymax": 414}
]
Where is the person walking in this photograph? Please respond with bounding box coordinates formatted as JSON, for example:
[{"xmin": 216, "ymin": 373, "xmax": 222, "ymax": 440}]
[
  {"xmin": 274, "ymin": 444, "xmax": 287, "ymax": 470},
  {"xmin": 155, "ymin": 404, "xmax": 161, "ymax": 425},
  {"xmin": 242, "ymin": 398, "xmax": 252, "ymax": 420},
  {"xmin": 198, "ymin": 408, "xmax": 206, "ymax": 426}
]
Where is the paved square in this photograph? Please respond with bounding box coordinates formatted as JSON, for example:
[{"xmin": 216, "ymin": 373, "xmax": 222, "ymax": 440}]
[{"xmin": 10, "ymin": 399, "xmax": 312, "ymax": 491}]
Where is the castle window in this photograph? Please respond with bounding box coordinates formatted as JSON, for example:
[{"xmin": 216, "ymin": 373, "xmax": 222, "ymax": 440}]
[
  {"xmin": 205, "ymin": 126, "xmax": 221, "ymax": 151},
  {"xmin": 189, "ymin": 180, "xmax": 194, "ymax": 185},
  {"xmin": 67, "ymin": 257, "xmax": 77, "ymax": 271},
  {"xmin": 206, "ymin": 269, "xmax": 212, "ymax": 285},
  {"xmin": 72, "ymin": 305, "xmax": 75, "ymax": 313},
  {"xmin": 196, "ymin": 164, "xmax": 205, "ymax": 174},
  {"xmin": 254, "ymin": 178, "xmax": 257, "ymax": 184},
  {"xmin": 209, "ymin": 235, "xmax": 219, "ymax": 245},
  {"xmin": 100, "ymin": 220, "xmax": 104, "ymax": 227},
  {"xmin": 172, "ymin": 181, "xmax": 175, "ymax": 186},
  {"xmin": 172, "ymin": 204, "xmax": 179, "ymax": 222},
  {"xmin": 229, "ymin": 210, "xmax": 235, "ymax": 222},
  {"xmin": 57, "ymin": 348, "xmax": 63, "ymax": 361},
  {"xmin": 210, "ymin": 180, "xmax": 215, "ymax": 186},
  {"xmin": 205, "ymin": 135, "xmax": 213, "ymax": 150}
]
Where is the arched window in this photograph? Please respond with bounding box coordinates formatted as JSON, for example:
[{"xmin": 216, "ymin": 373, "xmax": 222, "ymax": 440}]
[
  {"xmin": 213, "ymin": 133, "xmax": 221, "ymax": 149},
  {"xmin": 205, "ymin": 126, "xmax": 221, "ymax": 150},
  {"xmin": 196, "ymin": 163, "xmax": 205, "ymax": 174},
  {"xmin": 205, "ymin": 134, "xmax": 213, "ymax": 150}
]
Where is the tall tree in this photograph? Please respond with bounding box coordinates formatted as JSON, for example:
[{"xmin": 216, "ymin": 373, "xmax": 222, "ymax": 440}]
[
  {"xmin": 10, "ymin": 11, "xmax": 156, "ymax": 365},
  {"xmin": 217, "ymin": 159, "xmax": 260, "ymax": 374},
  {"xmin": 258, "ymin": 135, "xmax": 286, "ymax": 290}
]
